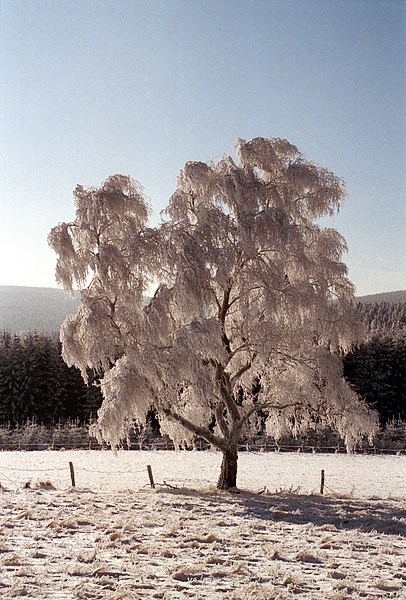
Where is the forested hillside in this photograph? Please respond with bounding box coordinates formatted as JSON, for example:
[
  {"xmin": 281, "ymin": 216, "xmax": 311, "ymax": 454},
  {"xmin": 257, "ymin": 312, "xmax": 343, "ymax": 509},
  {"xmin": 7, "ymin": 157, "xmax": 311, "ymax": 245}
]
[
  {"xmin": 344, "ymin": 337, "xmax": 405, "ymax": 424},
  {"xmin": 357, "ymin": 290, "xmax": 406, "ymax": 305},
  {"xmin": 342, "ymin": 298, "xmax": 405, "ymax": 424},
  {"xmin": 357, "ymin": 301, "xmax": 405, "ymax": 340}
]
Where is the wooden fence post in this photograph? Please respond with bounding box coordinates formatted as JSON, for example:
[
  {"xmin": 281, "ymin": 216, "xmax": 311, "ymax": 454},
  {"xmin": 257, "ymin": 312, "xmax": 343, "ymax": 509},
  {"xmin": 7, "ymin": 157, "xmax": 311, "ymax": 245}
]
[
  {"xmin": 69, "ymin": 461, "xmax": 76, "ymax": 487},
  {"xmin": 320, "ymin": 469, "xmax": 325, "ymax": 495},
  {"xmin": 147, "ymin": 465, "xmax": 155, "ymax": 489}
]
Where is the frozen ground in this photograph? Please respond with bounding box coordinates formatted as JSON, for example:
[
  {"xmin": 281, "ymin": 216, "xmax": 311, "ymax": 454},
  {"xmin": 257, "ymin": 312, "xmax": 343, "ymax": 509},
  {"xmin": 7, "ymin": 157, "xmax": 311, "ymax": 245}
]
[{"xmin": 0, "ymin": 450, "xmax": 405, "ymax": 599}]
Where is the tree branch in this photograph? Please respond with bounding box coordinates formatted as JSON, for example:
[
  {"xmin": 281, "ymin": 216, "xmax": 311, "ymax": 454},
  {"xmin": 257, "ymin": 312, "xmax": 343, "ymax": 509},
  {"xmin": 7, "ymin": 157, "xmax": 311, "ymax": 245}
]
[
  {"xmin": 215, "ymin": 401, "xmax": 229, "ymax": 438},
  {"xmin": 161, "ymin": 407, "xmax": 227, "ymax": 451},
  {"xmin": 216, "ymin": 366, "xmax": 241, "ymax": 423},
  {"xmin": 218, "ymin": 286, "xmax": 232, "ymax": 355},
  {"xmin": 228, "ymin": 342, "xmax": 249, "ymax": 361},
  {"xmin": 229, "ymin": 356, "xmax": 256, "ymax": 388},
  {"xmin": 241, "ymin": 400, "xmax": 302, "ymax": 425}
]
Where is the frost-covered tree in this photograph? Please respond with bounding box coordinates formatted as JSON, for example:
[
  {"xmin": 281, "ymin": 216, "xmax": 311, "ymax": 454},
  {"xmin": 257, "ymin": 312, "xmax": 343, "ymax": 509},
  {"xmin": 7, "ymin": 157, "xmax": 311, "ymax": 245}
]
[{"xmin": 49, "ymin": 138, "xmax": 378, "ymax": 489}]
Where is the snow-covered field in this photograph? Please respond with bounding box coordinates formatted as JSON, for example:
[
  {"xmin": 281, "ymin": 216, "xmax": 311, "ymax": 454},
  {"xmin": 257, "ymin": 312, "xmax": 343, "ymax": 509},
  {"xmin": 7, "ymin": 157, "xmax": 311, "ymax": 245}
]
[{"xmin": 0, "ymin": 450, "xmax": 405, "ymax": 599}]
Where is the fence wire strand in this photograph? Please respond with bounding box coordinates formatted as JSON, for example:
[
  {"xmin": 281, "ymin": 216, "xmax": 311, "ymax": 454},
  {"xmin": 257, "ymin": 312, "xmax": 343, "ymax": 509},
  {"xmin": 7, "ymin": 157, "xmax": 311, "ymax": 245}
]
[
  {"xmin": 0, "ymin": 466, "xmax": 67, "ymax": 472},
  {"xmin": 78, "ymin": 467, "xmax": 146, "ymax": 474}
]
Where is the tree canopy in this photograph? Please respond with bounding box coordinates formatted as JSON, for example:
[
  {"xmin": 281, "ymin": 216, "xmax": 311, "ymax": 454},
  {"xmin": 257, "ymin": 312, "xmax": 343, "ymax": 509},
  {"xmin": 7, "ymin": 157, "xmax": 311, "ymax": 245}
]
[{"xmin": 49, "ymin": 137, "xmax": 377, "ymax": 488}]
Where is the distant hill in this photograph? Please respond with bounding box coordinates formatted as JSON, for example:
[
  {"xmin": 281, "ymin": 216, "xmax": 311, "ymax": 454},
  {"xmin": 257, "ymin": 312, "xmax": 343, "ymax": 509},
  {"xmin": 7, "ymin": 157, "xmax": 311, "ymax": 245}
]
[
  {"xmin": 357, "ymin": 290, "xmax": 406, "ymax": 304},
  {"xmin": 0, "ymin": 286, "xmax": 80, "ymax": 334},
  {"xmin": 0, "ymin": 285, "xmax": 405, "ymax": 335}
]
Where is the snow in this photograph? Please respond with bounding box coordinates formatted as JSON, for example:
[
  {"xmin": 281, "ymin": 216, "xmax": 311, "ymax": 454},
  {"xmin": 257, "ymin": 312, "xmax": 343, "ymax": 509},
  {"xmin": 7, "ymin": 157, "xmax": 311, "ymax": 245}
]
[{"xmin": 0, "ymin": 450, "xmax": 405, "ymax": 599}]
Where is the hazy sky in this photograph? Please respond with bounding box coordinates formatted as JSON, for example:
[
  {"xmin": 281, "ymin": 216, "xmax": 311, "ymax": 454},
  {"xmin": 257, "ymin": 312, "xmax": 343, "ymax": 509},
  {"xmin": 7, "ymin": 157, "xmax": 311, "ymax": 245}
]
[{"xmin": 1, "ymin": 0, "xmax": 405, "ymax": 295}]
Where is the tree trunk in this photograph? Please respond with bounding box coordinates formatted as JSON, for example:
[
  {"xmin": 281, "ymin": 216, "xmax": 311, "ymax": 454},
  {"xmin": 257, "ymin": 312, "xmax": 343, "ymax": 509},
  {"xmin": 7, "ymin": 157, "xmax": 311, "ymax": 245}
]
[{"xmin": 217, "ymin": 446, "xmax": 238, "ymax": 490}]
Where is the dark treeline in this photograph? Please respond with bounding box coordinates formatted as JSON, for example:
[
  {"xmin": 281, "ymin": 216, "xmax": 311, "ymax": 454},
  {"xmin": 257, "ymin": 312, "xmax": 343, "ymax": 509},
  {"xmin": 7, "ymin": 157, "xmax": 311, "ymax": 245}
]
[
  {"xmin": 343, "ymin": 337, "xmax": 405, "ymax": 424},
  {"xmin": 0, "ymin": 300, "xmax": 404, "ymax": 430},
  {"xmin": 0, "ymin": 331, "xmax": 102, "ymax": 427},
  {"xmin": 342, "ymin": 302, "xmax": 405, "ymax": 425}
]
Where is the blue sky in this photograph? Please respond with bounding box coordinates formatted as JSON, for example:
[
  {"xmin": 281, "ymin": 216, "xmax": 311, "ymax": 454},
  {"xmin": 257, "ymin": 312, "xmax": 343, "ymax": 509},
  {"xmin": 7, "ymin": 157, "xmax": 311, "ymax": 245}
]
[{"xmin": 1, "ymin": 0, "xmax": 405, "ymax": 295}]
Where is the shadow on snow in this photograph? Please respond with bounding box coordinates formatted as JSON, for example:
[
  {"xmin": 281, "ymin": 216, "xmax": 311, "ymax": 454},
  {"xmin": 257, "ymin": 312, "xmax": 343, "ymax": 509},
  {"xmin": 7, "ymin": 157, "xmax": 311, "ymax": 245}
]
[{"xmin": 157, "ymin": 487, "xmax": 406, "ymax": 537}]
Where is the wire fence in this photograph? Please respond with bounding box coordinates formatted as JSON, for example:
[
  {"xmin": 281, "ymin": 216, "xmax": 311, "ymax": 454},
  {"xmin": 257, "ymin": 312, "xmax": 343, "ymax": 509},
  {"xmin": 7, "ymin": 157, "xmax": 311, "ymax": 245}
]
[
  {"xmin": 1, "ymin": 451, "xmax": 404, "ymax": 498},
  {"xmin": 0, "ymin": 461, "xmax": 210, "ymax": 494},
  {"xmin": 0, "ymin": 440, "xmax": 404, "ymax": 454},
  {"xmin": 0, "ymin": 462, "xmax": 152, "ymax": 492}
]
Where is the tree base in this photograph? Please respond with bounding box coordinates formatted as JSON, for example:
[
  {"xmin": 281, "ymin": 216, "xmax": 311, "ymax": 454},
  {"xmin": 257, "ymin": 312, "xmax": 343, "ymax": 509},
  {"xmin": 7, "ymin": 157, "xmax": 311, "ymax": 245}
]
[{"xmin": 217, "ymin": 447, "xmax": 238, "ymax": 490}]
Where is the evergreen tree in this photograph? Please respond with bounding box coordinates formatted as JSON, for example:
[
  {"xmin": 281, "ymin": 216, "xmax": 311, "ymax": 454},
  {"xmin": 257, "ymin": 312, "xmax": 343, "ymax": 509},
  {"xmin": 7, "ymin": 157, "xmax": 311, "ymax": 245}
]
[
  {"xmin": 344, "ymin": 337, "xmax": 406, "ymax": 424},
  {"xmin": 0, "ymin": 332, "xmax": 15, "ymax": 424},
  {"xmin": 0, "ymin": 334, "xmax": 25, "ymax": 426},
  {"xmin": 0, "ymin": 331, "xmax": 102, "ymax": 427}
]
